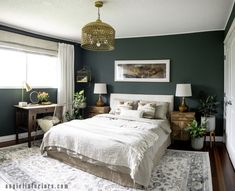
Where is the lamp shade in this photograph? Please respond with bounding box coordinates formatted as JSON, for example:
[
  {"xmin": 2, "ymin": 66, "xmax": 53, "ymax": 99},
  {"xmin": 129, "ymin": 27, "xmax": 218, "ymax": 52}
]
[
  {"xmin": 175, "ymin": 84, "xmax": 192, "ymax": 97},
  {"xmin": 23, "ymin": 82, "xmax": 32, "ymax": 92},
  {"xmin": 94, "ymin": 83, "xmax": 107, "ymax": 94}
]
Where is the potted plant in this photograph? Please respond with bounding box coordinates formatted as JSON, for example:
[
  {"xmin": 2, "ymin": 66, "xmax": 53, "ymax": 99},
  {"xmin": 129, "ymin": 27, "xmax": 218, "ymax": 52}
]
[
  {"xmin": 37, "ymin": 91, "xmax": 49, "ymax": 104},
  {"xmin": 199, "ymin": 95, "xmax": 219, "ymax": 132},
  {"xmin": 74, "ymin": 90, "xmax": 86, "ymax": 109},
  {"xmin": 186, "ymin": 120, "xmax": 206, "ymax": 150},
  {"xmin": 65, "ymin": 90, "xmax": 86, "ymax": 121}
]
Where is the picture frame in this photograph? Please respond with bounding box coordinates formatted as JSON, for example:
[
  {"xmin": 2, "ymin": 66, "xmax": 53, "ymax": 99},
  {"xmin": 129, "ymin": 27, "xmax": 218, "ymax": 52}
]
[{"xmin": 114, "ymin": 59, "xmax": 170, "ymax": 82}]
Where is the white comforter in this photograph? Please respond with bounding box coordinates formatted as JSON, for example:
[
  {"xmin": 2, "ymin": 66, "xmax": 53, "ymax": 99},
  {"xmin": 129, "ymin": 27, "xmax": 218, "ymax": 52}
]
[{"xmin": 40, "ymin": 114, "xmax": 171, "ymax": 185}]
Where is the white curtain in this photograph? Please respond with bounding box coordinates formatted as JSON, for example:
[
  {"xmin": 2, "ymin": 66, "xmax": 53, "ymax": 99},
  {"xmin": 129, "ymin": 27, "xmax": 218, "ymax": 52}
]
[{"xmin": 57, "ymin": 43, "xmax": 74, "ymax": 116}]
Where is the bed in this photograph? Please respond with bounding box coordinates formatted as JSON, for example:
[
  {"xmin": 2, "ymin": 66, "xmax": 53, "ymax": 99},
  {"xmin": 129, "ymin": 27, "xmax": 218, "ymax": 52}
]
[{"xmin": 40, "ymin": 93, "xmax": 174, "ymax": 189}]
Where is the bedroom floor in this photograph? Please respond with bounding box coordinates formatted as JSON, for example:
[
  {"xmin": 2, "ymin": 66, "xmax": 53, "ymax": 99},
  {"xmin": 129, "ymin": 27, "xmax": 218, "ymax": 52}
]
[{"xmin": 169, "ymin": 142, "xmax": 235, "ymax": 191}]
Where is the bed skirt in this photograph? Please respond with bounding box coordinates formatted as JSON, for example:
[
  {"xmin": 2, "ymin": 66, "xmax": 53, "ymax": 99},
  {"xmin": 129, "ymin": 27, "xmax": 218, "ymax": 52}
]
[{"xmin": 46, "ymin": 136, "xmax": 171, "ymax": 189}]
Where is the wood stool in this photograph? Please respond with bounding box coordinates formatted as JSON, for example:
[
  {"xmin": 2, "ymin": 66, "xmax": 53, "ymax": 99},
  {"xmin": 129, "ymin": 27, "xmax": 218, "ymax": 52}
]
[{"xmin": 204, "ymin": 131, "xmax": 215, "ymax": 148}]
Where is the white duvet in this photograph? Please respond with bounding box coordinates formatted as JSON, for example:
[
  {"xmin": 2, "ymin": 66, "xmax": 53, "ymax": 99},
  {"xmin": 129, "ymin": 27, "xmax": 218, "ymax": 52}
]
[{"xmin": 40, "ymin": 114, "xmax": 171, "ymax": 185}]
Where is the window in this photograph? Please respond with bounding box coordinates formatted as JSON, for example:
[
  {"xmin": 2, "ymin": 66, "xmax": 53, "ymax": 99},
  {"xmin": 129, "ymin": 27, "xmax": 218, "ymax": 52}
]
[{"xmin": 0, "ymin": 48, "xmax": 58, "ymax": 88}]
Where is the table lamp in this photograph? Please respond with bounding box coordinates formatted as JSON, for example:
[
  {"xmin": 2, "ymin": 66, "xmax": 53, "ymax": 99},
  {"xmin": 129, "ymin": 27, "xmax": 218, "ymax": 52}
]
[
  {"xmin": 94, "ymin": 83, "xmax": 107, "ymax": 107},
  {"xmin": 19, "ymin": 82, "xmax": 32, "ymax": 107},
  {"xmin": 175, "ymin": 84, "xmax": 192, "ymax": 112}
]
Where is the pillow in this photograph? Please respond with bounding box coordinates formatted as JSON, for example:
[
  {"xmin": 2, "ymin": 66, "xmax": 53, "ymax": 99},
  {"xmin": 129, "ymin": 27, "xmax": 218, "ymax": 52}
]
[
  {"xmin": 120, "ymin": 109, "xmax": 144, "ymax": 118},
  {"xmin": 137, "ymin": 102, "xmax": 156, "ymax": 119},
  {"xmin": 155, "ymin": 102, "xmax": 169, "ymax": 119},
  {"xmin": 109, "ymin": 100, "xmax": 134, "ymax": 115},
  {"xmin": 37, "ymin": 116, "xmax": 60, "ymax": 132}
]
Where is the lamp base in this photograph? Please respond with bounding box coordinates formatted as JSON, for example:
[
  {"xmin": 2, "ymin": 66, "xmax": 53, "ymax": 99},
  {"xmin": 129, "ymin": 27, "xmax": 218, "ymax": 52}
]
[
  {"xmin": 179, "ymin": 105, "xmax": 187, "ymax": 112},
  {"xmin": 178, "ymin": 97, "xmax": 188, "ymax": 112},
  {"xmin": 96, "ymin": 95, "xmax": 104, "ymax": 107}
]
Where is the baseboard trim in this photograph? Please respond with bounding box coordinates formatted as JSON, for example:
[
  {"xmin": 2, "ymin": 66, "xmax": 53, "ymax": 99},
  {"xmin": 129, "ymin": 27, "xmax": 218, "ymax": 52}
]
[
  {"xmin": 0, "ymin": 130, "xmax": 44, "ymax": 143},
  {"xmin": 205, "ymin": 136, "xmax": 223, "ymax": 142}
]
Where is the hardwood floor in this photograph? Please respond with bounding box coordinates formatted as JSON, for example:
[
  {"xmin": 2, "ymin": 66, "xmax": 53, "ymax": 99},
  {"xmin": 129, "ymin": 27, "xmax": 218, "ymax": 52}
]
[{"xmin": 169, "ymin": 141, "xmax": 235, "ymax": 191}]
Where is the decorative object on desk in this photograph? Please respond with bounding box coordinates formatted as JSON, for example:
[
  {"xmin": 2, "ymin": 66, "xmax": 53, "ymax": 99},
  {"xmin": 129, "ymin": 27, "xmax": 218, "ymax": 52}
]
[
  {"xmin": 81, "ymin": 1, "xmax": 115, "ymax": 51},
  {"xmin": 76, "ymin": 67, "xmax": 91, "ymax": 83},
  {"xmin": 37, "ymin": 92, "xmax": 49, "ymax": 104},
  {"xmin": 175, "ymin": 83, "xmax": 192, "ymax": 112},
  {"xmin": 115, "ymin": 60, "xmax": 170, "ymax": 82},
  {"xmin": 199, "ymin": 95, "xmax": 219, "ymax": 132},
  {"xmin": 186, "ymin": 119, "xmax": 206, "ymax": 150},
  {"xmin": 40, "ymin": 101, "xmax": 52, "ymax": 105},
  {"xmin": 94, "ymin": 83, "xmax": 107, "ymax": 107},
  {"xmin": 29, "ymin": 91, "xmax": 39, "ymax": 104},
  {"xmin": 18, "ymin": 82, "xmax": 32, "ymax": 107},
  {"xmin": 65, "ymin": 90, "xmax": 86, "ymax": 121}
]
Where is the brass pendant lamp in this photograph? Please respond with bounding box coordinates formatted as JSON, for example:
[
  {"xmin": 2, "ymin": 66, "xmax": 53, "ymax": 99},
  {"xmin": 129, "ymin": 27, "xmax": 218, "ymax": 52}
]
[{"xmin": 81, "ymin": 1, "xmax": 115, "ymax": 51}]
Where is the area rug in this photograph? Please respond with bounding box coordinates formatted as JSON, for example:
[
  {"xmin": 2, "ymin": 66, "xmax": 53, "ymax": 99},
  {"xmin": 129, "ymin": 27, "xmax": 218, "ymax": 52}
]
[{"xmin": 0, "ymin": 143, "xmax": 212, "ymax": 191}]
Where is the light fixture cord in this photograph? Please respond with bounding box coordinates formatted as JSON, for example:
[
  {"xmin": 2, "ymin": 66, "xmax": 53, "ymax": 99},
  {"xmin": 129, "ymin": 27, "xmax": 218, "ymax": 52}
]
[{"xmin": 98, "ymin": 7, "xmax": 100, "ymax": 20}]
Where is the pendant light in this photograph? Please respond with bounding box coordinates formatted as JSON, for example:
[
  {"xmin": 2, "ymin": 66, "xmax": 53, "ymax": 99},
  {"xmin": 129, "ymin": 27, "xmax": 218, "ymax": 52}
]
[{"xmin": 81, "ymin": 1, "xmax": 115, "ymax": 51}]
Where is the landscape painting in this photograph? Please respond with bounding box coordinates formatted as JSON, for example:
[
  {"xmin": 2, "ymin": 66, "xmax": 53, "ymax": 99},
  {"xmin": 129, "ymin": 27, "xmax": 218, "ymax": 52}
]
[{"xmin": 114, "ymin": 60, "xmax": 170, "ymax": 82}]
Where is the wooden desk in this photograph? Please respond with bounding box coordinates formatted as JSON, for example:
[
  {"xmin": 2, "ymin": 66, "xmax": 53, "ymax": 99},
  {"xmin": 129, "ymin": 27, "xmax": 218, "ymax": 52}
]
[{"xmin": 14, "ymin": 104, "xmax": 63, "ymax": 148}]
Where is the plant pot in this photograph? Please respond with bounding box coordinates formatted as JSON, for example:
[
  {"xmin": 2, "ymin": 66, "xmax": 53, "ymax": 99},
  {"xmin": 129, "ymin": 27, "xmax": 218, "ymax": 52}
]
[
  {"xmin": 191, "ymin": 137, "xmax": 204, "ymax": 150},
  {"xmin": 201, "ymin": 116, "xmax": 216, "ymax": 132},
  {"xmin": 78, "ymin": 102, "xmax": 86, "ymax": 109}
]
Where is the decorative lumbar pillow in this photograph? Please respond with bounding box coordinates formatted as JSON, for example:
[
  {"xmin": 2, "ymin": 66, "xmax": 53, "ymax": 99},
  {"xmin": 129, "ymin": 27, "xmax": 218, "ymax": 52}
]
[
  {"xmin": 109, "ymin": 100, "xmax": 134, "ymax": 115},
  {"xmin": 137, "ymin": 102, "xmax": 156, "ymax": 119},
  {"xmin": 155, "ymin": 102, "xmax": 169, "ymax": 119},
  {"xmin": 120, "ymin": 109, "xmax": 144, "ymax": 118}
]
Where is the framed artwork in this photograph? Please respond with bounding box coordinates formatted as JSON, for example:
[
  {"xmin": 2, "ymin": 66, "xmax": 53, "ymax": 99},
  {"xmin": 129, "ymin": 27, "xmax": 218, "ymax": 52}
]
[{"xmin": 114, "ymin": 59, "xmax": 170, "ymax": 82}]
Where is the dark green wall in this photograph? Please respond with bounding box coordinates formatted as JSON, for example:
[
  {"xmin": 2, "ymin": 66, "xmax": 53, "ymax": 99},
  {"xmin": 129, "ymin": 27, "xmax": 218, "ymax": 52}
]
[
  {"xmin": 225, "ymin": 2, "xmax": 235, "ymax": 36},
  {"xmin": 80, "ymin": 31, "xmax": 224, "ymax": 135}
]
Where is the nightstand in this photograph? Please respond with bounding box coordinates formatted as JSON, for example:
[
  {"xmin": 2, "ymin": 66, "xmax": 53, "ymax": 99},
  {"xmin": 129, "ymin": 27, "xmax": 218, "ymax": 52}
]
[
  {"xmin": 88, "ymin": 106, "xmax": 110, "ymax": 117},
  {"xmin": 170, "ymin": 111, "xmax": 195, "ymax": 141}
]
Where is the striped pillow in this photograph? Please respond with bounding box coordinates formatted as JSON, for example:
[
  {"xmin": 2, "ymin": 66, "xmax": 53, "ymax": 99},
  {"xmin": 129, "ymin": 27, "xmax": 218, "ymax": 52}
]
[{"xmin": 137, "ymin": 102, "xmax": 156, "ymax": 119}]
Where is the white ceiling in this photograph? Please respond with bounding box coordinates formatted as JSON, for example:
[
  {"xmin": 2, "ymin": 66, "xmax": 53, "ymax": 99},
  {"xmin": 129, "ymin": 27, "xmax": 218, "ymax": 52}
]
[{"xmin": 0, "ymin": 0, "xmax": 234, "ymax": 42}]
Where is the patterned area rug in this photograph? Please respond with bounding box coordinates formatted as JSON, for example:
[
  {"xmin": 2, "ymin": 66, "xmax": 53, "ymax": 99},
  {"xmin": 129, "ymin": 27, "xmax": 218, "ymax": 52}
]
[{"xmin": 0, "ymin": 143, "xmax": 212, "ymax": 191}]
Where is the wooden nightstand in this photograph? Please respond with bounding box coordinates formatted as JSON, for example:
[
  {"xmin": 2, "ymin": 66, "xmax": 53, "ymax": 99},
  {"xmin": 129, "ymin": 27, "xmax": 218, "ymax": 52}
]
[
  {"xmin": 170, "ymin": 111, "xmax": 195, "ymax": 141},
  {"xmin": 88, "ymin": 106, "xmax": 110, "ymax": 117}
]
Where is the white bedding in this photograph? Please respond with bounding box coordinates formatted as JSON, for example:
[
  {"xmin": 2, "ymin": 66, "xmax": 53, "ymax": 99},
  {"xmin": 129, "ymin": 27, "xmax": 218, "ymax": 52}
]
[{"xmin": 40, "ymin": 114, "xmax": 171, "ymax": 186}]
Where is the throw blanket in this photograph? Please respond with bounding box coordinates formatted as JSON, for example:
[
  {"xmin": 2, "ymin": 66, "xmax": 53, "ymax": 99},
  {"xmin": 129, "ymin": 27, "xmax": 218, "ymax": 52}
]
[{"xmin": 40, "ymin": 114, "xmax": 170, "ymax": 182}]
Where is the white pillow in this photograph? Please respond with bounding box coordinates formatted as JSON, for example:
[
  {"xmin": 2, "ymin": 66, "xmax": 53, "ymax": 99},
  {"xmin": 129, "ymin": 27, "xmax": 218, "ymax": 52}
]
[
  {"xmin": 109, "ymin": 100, "xmax": 134, "ymax": 115},
  {"xmin": 120, "ymin": 109, "xmax": 144, "ymax": 118},
  {"xmin": 137, "ymin": 102, "xmax": 156, "ymax": 119}
]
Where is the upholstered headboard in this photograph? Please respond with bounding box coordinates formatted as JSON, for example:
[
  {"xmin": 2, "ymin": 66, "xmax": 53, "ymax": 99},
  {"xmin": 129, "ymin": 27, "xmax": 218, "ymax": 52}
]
[{"xmin": 110, "ymin": 93, "xmax": 174, "ymax": 112}]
